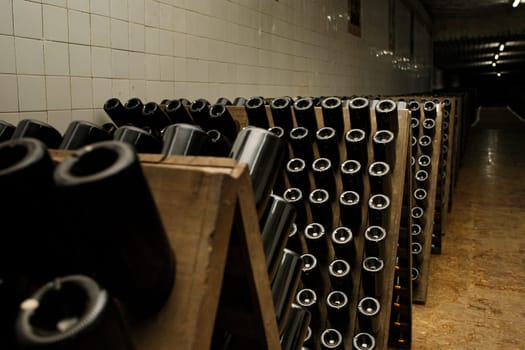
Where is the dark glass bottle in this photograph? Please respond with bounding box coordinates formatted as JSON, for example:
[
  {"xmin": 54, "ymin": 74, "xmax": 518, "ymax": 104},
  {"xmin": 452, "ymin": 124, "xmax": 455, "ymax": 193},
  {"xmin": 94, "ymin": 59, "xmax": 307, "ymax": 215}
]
[
  {"xmin": 357, "ymin": 297, "xmax": 381, "ymax": 334},
  {"xmin": 331, "ymin": 227, "xmax": 355, "ymax": 261},
  {"xmin": 340, "ymin": 160, "xmax": 364, "ymax": 195},
  {"xmin": 124, "ymin": 98, "xmax": 144, "ymax": 126},
  {"xmin": 422, "ymin": 118, "xmax": 436, "ymax": 138},
  {"xmin": 232, "ymin": 96, "xmax": 247, "ymax": 106},
  {"xmin": 113, "ymin": 125, "xmax": 162, "ymax": 153},
  {"xmin": 411, "ymin": 117, "xmax": 420, "ymax": 138},
  {"xmin": 215, "ymin": 97, "xmax": 232, "ymax": 106},
  {"xmin": 412, "ymin": 242, "xmax": 423, "ymax": 266},
  {"xmin": 417, "ymin": 154, "xmax": 432, "ymax": 172},
  {"xmin": 375, "ymin": 100, "xmax": 398, "ymax": 134},
  {"xmin": 230, "ymin": 127, "xmax": 286, "ymax": 213},
  {"xmin": 270, "ymin": 97, "xmax": 294, "ymax": 135},
  {"xmin": 286, "ymin": 158, "xmax": 311, "ymax": 195},
  {"xmin": 283, "ymin": 188, "xmax": 307, "ymax": 229},
  {"xmin": 407, "ymin": 100, "xmax": 421, "ymax": 121},
  {"xmin": 54, "ymin": 141, "xmax": 175, "ymax": 318},
  {"xmin": 321, "ymin": 97, "xmax": 344, "ymax": 140},
  {"xmin": 368, "ymin": 194, "xmax": 391, "ymax": 228},
  {"xmin": 189, "ymin": 98, "xmax": 210, "ymax": 126},
  {"xmin": 411, "ymin": 136, "xmax": 418, "ymax": 157},
  {"xmin": 0, "ymin": 120, "xmax": 15, "ymax": 142},
  {"xmin": 344, "ymin": 129, "xmax": 368, "ymax": 165},
  {"xmin": 353, "ymin": 332, "xmax": 376, "ymax": 350},
  {"xmin": 280, "ymin": 304, "xmax": 311, "ymax": 350},
  {"xmin": 304, "ymin": 223, "xmax": 332, "ymax": 262},
  {"xmin": 415, "ymin": 169, "xmax": 429, "ymax": 189},
  {"xmin": 372, "ymin": 130, "xmax": 395, "ymax": 167},
  {"xmin": 364, "ymin": 226, "xmax": 387, "ymax": 258},
  {"xmin": 272, "ymin": 249, "xmax": 303, "ymax": 333},
  {"xmin": 59, "ymin": 121, "xmax": 112, "ymax": 150},
  {"xmin": 348, "ymin": 97, "xmax": 371, "ymax": 136},
  {"xmin": 368, "ymin": 162, "xmax": 391, "ymax": 195},
  {"xmin": 164, "ymin": 99, "xmax": 195, "ymax": 125},
  {"xmin": 423, "ymin": 101, "xmax": 437, "ymax": 119},
  {"xmin": 290, "ymin": 127, "xmax": 314, "ymax": 163},
  {"xmin": 361, "ymin": 257, "xmax": 384, "ymax": 298},
  {"xmin": 411, "ymin": 206, "xmax": 425, "ymax": 228},
  {"xmin": 312, "ymin": 158, "xmax": 335, "ymax": 195},
  {"xmin": 245, "ymin": 96, "xmax": 270, "ymax": 129},
  {"xmin": 102, "ymin": 123, "xmax": 117, "ymax": 136},
  {"xmin": 12, "ymin": 119, "xmax": 63, "ymax": 149},
  {"xmin": 295, "ymin": 289, "xmax": 320, "ymax": 331},
  {"xmin": 293, "ymin": 97, "xmax": 318, "ymax": 137},
  {"xmin": 412, "ymin": 267, "xmax": 421, "ymax": 286},
  {"xmin": 413, "ymin": 188, "xmax": 428, "ymax": 209},
  {"xmin": 320, "ymin": 329, "xmax": 344, "ymax": 350},
  {"xmin": 15, "ymin": 275, "xmax": 135, "ymax": 350},
  {"xmin": 260, "ymin": 195, "xmax": 296, "ymax": 282},
  {"xmin": 328, "ymin": 259, "xmax": 353, "ymax": 294},
  {"xmin": 326, "ymin": 291, "xmax": 349, "ymax": 332},
  {"xmin": 207, "ymin": 129, "xmax": 232, "ymax": 157},
  {"xmin": 300, "ymin": 254, "xmax": 322, "ymax": 291},
  {"xmin": 103, "ymin": 98, "xmax": 128, "ymax": 126},
  {"xmin": 287, "ymin": 223, "xmax": 306, "ymax": 255},
  {"xmin": 411, "ymin": 223, "xmax": 423, "ymax": 243},
  {"xmin": 338, "ymin": 191, "xmax": 361, "ymax": 234},
  {"xmin": 207, "ymin": 104, "xmax": 239, "ymax": 141},
  {"xmin": 316, "ymin": 127, "xmax": 340, "ymax": 168},
  {"xmin": 309, "ymin": 190, "xmax": 333, "ymax": 232},
  {"xmin": 142, "ymin": 102, "xmax": 172, "ymax": 130}
]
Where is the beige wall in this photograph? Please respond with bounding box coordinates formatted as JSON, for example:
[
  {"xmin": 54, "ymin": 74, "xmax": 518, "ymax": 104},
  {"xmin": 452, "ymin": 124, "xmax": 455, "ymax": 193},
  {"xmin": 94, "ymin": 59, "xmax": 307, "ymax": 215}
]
[{"xmin": 0, "ymin": 0, "xmax": 432, "ymax": 132}]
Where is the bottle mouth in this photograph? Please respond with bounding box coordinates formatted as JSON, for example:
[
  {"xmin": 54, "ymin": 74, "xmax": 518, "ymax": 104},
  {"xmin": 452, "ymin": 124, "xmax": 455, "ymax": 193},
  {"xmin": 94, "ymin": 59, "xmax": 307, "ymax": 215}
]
[
  {"xmin": 415, "ymin": 170, "xmax": 428, "ymax": 181},
  {"xmin": 345, "ymin": 129, "xmax": 366, "ymax": 142},
  {"xmin": 376, "ymin": 100, "xmax": 396, "ymax": 113},
  {"xmin": 0, "ymin": 139, "xmax": 45, "ymax": 175},
  {"xmin": 411, "ymin": 224, "xmax": 422, "ymax": 236},
  {"xmin": 423, "ymin": 119, "xmax": 435, "ymax": 129},
  {"xmin": 165, "ymin": 99, "xmax": 182, "ymax": 112},
  {"xmin": 412, "ymin": 242, "xmax": 423, "ymax": 254},
  {"xmin": 363, "ymin": 256, "xmax": 384, "ymax": 272},
  {"xmin": 143, "ymin": 102, "xmax": 158, "ymax": 115},
  {"xmin": 321, "ymin": 329, "xmax": 343, "ymax": 349},
  {"xmin": 443, "ymin": 121, "xmax": 449, "ymax": 130},
  {"xmin": 373, "ymin": 130, "xmax": 394, "ymax": 144},
  {"xmin": 288, "ymin": 223, "xmax": 298, "ymax": 238},
  {"xmin": 411, "ymin": 118, "xmax": 419, "ymax": 128},
  {"xmin": 296, "ymin": 288, "xmax": 317, "ymax": 307},
  {"xmin": 104, "ymin": 98, "xmax": 121, "ymax": 110},
  {"xmin": 341, "ymin": 160, "xmax": 361, "ymax": 174},
  {"xmin": 327, "ymin": 291, "xmax": 348, "ymax": 309},
  {"xmin": 331, "ymin": 227, "xmax": 353, "ymax": 244},
  {"xmin": 353, "ymin": 332, "xmax": 376, "ymax": 350},
  {"xmin": 349, "ymin": 97, "xmax": 369, "ymax": 109},
  {"xmin": 412, "ymin": 267, "xmax": 420, "ymax": 281},
  {"xmin": 339, "ymin": 190, "xmax": 360, "ymax": 205},
  {"xmin": 321, "ymin": 97, "xmax": 342, "ymax": 109},
  {"xmin": 246, "ymin": 96, "xmax": 265, "ymax": 109},
  {"xmin": 364, "ymin": 226, "xmax": 387, "ymax": 242},
  {"xmin": 358, "ymin": 297, "xmax": 380, "ymax": 316},
  {"xmin": 293, "ymin": 97, "xmax": 313, "ymax": 110},
  {"xmin": 309, "ymin": 189, "xmax": 329, "ymax": 204},
  {"xmin": 290, "ymin": 127, "xmax": 308, "ymax": 139},
  {"xmin": 312, "ymin": 158, "xmax": 331, "ymax": 171},
  {"xmin": 408, "ymin": 101, "xmax": 420, "ymax": 111},
  {"xmin": 304, "ymin": 223, "xmax": 325, "ymax": 239},
  {"xmin": 268, "ymin": 126, "xmax": 284, "ymax": 138},
  {"xmin": 419, "ymin": 135, "xmax": 432, "ymax": 147},
  {"xmin": 283, "ymin": 188, "xmax": 303, "ymax": 202},
  {"xmin": 414, "ymin": 189, "xmax": 427, "ymax": 200},
  {"xmin": 316, "ymin": 127, "xmax": 336, "ymax": 140},
  {"xmin": 368, "ymin": 194, "xmax": 390, "ymax": 210},
  {"xmin": 125, "ymin": 98, "xmax": 142, "ymax": 110},
  {"xmin": 369, "ymin": 162, "xmax": 390, "ymax": 176},
  {"xmin": 301, "ymin": 253, "xmax": 317, "ymax": 272},
  {"xmin": 424, "ymin": 101, "xmax": 436, "ymax": 112},
  {"xmin": 270, "ymin": 97, "xmax": 290, "ymax": 109},
  {"xmin": 329, "ymin": 259, "xmax": 350, "ymax": 277},
  {"xmin": 287, "ymin": 158, "xmax": 306, "ymax": 172},
  {"xmin": 418, "ymin": 155, "xmax": 431, "ymax": 166},
  {"xmin": 207, "ymin": 129, "xmax": 221, "ymax": 142},
  {"xmin": 411, "ymin": 206, "xmax": 424, "ymax": 218},
  {"xmin": 210, "ymin": 104, "xmax": 226, "ymax": 117}
]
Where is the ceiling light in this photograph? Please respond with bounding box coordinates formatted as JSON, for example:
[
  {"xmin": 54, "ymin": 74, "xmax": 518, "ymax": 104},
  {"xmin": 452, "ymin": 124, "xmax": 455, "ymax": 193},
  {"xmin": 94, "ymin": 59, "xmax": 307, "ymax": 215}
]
[
  {"xmin": 512, "ymin": 0, "xmax": 520, "ymax": 8},
  {"xmin": 499, "ymin": 43, "xmax": 505, "ymax": 52},
  {"xmin": 492, "ymin": 62, "xmax": 497, "ymax": 67},
  {"xmin": 497, "ymin": 72, "xmax": 502, "ymax": 77},
  {"xmin": 495, "ymin": 54, "xmax": 499, "ymax": 60}
]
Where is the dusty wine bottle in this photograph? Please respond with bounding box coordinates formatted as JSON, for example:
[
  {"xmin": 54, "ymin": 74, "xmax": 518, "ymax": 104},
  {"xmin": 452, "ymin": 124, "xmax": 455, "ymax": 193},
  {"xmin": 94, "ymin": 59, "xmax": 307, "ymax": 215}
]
[
  {"xmin": 103, "ymin": 98, "xmax": 128, "ymax": 126},
  {"xmin": 338, "ymin": 191, "xmax": 361, "ymax": 234},
  {"xmin": 280, "ymin": 304, "xmax": 311, "ymax": 350},
  {"xmin": 283, "ymin": 188, "xmax": 307, "ymax": 229},
  {"xmin": 348, "ymin": 97, "xmax": 371, "ymax": 136},
  {"xmin": 16, "ymin": 275, "xmax": 135, "ymax": 350},
  {"xmin": 375, "ymin": 100, "xmax": 398, "ymax": 134},
  {"xmin": 309, "ymin": 190, "xmax": 333, "ymax": 232},
  {"xmin": 357, "ymin": 297, "xmax": 381, "ymax": 334},
  {"xmin": 245, "ymin": 96, "xmax": 270, "ymax": 129},
  {"xmin": 321, "ymin": 97, "xmax": 344, "ymax": 141},
  {"xmin": 293, "ymin": 97, "xmax": 318, "ymax": 137},
  {"xmin": 54, "ymin": 141, "xmax": 175, "ymax": 318},
  {"xmin": 340, "ymin": 160, "xmax": 364, "ymax": 195},
  {"xmin": 270, "ymin": 97, "xmax": 294, "ymax": 135},
  {"xmin": 326, "ymin": 291, "xmax": 349, "ymax": 332},
  {"xmin": 12, "ymin": 119, "xmax": 63, "ymax": 149},
  {"xmin": 290, "ymin": 127, "xmax": 314, "ymax": 163},
  {"xmin": 344, "ymin": 129, "xmax": 368, "ymax": 165},
  {"xmin": 286, "ymin": 158, "xmax": 311, "ymax": 195},
  {"xmin": 316, "ymin": 127, "xmax": 340, "ymax": 168},
  {"xmin": 59, "ymin": 121, "xmax": 112, "ymax": 150},
  {"xmin": 328, "ymin": 259, "xmax": 353, "ymax": 294},
  {"xmin": 312, "ymin": 158, "xmax": 335, "ymax": 195},
  {"xmin": 164, "ymin": 99, "xmax": 195, "ymax": 125},
  {"xmin": 331, "ymin": 227, "xmax": 356, "ymax": 261}
]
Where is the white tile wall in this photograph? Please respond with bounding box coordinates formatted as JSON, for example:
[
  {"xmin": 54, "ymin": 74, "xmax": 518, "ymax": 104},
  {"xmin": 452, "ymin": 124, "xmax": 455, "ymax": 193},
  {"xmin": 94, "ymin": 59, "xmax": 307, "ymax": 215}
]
[{"xmin": 0, "ymin": 0, "xmax": 432, "ymax": 129}]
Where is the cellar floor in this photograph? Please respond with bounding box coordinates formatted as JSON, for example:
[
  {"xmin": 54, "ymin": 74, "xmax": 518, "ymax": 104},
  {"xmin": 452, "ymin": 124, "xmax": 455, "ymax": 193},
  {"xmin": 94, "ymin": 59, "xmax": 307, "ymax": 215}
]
[{"xmin": 412, "ymin": 106, "xmax": 525, "ymax": 349}]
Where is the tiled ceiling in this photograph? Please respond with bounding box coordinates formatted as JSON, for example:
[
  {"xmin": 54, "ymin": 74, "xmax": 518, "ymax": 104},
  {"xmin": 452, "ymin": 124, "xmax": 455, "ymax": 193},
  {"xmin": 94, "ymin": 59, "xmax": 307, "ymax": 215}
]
[{"xmin": 421, "ymin": 0, "xmax": 525, "ymax": 81}]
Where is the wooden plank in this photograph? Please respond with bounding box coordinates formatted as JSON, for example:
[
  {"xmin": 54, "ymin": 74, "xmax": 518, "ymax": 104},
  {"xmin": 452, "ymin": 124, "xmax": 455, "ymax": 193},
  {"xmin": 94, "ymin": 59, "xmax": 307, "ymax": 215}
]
[{"xmin": 412, "ymin": 105, "xmax": 443, "ymax": 304}]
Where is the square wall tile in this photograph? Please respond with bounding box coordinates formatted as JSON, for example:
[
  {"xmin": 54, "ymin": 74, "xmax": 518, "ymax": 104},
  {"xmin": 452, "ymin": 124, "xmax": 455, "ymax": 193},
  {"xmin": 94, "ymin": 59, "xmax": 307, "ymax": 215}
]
[
  {"xmin": 42, "ymin": 0, "xmax": 67, "ymax": 6},
  {"xmin": 46, "ymin": 76, "xmax": 71, "ymax": 110},
  {"xmin": 69, "ymin": 10, "xmax": 90, "ymax": 45},
  {"xmin": 15, "ymin": 38, "xmax": 44, "ymax": 75},
  {"xmin": 91, "ymin": 47, "xmax": 112, "ymax": 77},
  {"xmin": 92, "ymin": 78, "xmax": 112, "ymax": 108},
  {"xmin": 159, "ymin": 3, "xmax": 172, "ymax": 30},
  {"xmin": 145, "ymin": 0, "xmax": 159, "ymax": 27},
  {"xmin": 68, "ymin": 0, "xmax": 90, "ymax": 12},
  {"xmin": 186, "ymin": 59, "xmax": 208, "ymax": 82},
  {"xmin": 160, "ymin": 56, "xmax": 174, "ymax": 81},
  {"xmin": 145, "ymin": 54, "xmax": 160, "ymax": 80},
  {"xmin": 43, "ymin": 5, "xmax": 68, "ymax": 42},
  {"xmin": 44, "ymin": 41, "xmax": 70, "ymax": 75},
  {"xmin": 71, "ymin": 109, "xmax": 93, "ymax": 122},
  {"xmin": 173, "ymin": 57, "xmax": 187, "ymax": 81},
  {"xmin": 145, "ymin": 27, "xmax": 159, "ymax": 54},
  {"xmin": 93, "ymin": 108, "xmax": 111, "ymax": 125},
  {"xmin": 71, "ymin": 77, "xmax": 93, "ymax": 108},
  {"xmin": 129, "ymin": 79, "xmax": 146, "ymax": 99},
  {"xmin": 172, "ymin": 31, "xmax": 187, "ymax": 57},
  {"xmin": 91, "ymin": 14, "xmax": 111, "ymax": 47},
  {"xmin": 0, "ymin": 0, "xmax": 14, "ymax": 35},
  {"xmin": 171, "ymin": 7, "xmax": 186, "ymax": 33},
  {"xmin": 111, "ymin": 19, "xmax": 129, "ymax": 50},
  {"xmin": 13, "ymin": 0, "xmax": 42, "ymax": 38},
  {"xmin": 69, "ymin": 44, "xmax": 92, "ymax": 77},
  {"xmin": 47, "ymin": 110, "xmax": 72, "ymax": 133},
  {"xmin": 128, "ymin": 0, "xmax": 145, "ymax": 24},
  {"xmin": 90, "ymin": 0, "xmax": 109, "ymax": 16},
  {"xmin": 159, "ymin": 29, "xmax": 173, "ymax": 56},
  {"xmin": 0, "ymin": 74, "xmax": 19, "ymax": 112},
  {"xmin": 129, "ymin": 23, "xmax": 145, "ymax": 52},
  {"xmin": 112, "ymin": 79, "xmax": 130, "ymax": 100},
  {"xmin": 110, "ymin": 0, "xmax": 128, "ymax": 20},
  {"xmin": 128, "ymin": 52, "xmax": 145, "ymax": 79},
  {"xmin": 18, "ymin": 75, "xmax": 46, "ymax": 111},
  {"xmin": 0, "ymin": 35, "xmax": 16, "ymax": 74},
  {"xmin": 111, "ymin": 49, "xmax": 129, "ymax": 78}
]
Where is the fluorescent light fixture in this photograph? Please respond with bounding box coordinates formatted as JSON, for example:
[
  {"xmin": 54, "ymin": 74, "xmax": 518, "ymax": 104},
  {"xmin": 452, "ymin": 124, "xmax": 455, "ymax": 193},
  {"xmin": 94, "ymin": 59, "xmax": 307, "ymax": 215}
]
[
  {"xmin": 497, "ymin": 72, "xmax": 502, "ymax": 77},
  {"xmin": 512, "ymin": 0, "xmax": 520, "ymax": 8},
  {"xmin": 495, "ymin": 54, "xmax": 499, "ymax": 60},
  {"xmin": 499, "ymin": 43, "xmax": 505, "ymax": 51},
  {"xmin": 492, "ymin": 62, "xmax": 497, "ymax": 67}
]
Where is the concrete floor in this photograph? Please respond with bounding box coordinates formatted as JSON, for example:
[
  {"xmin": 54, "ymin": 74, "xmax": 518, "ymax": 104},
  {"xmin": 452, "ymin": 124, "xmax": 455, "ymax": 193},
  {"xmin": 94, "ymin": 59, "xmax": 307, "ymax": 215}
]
[{"xmin": 412, "ymin": 107, "xmax": 525, "ymax": 349}]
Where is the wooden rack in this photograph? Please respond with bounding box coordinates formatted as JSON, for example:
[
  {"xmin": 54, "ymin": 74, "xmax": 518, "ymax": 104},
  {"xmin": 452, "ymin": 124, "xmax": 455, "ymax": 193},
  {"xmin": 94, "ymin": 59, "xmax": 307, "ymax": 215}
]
[{"xmin": 51, "ymin": 151, "xmax": 281, "ymax": 350}]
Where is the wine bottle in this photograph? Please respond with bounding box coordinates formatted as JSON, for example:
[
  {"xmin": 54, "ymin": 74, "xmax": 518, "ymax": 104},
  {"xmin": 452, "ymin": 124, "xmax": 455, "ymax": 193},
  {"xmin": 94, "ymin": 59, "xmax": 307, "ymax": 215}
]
[
  {"xmin": 352, "ymin": 332, "xmax": 376, "ymax": 350},
  {"xmin": 361, "ymin": 257, "xmax": 384, "ymax": 298},
  {"xmin": 0, "ymin": 120, "xmax": 15, "ymax": 142},
  {"xmin": 309, "ymin": 190, "xmax": 333, "ymax": 232},
  {"xmin": 407, "ymin": 100, "xmax": 421, "ymax": 121},
  {"xmin": 422, "ymin": 118, "xmax": 436, "ymax": 138},
  {"xmin": 164, "ymin": 99, "xmax": 195, "ymax": 125},
  {"xmin": 295, "ymin": 289, "xmax": 320, "ymax": 331},
  {"xmin": 320, "ymin": 329, "xmax": 344, "ymax": 350},
  {"xmin": 103, "ymin": 98, "xmax": 128, "ymax": 126},
  {"xmin": 368, "ymin": 162, "xmax": 391, "ymax": 195},
  {"xmin": 290, "ymin": 127, "xmax": 314, "ymax": 163},
  {"xmin": 364, "ymin": 226, "xmax": 387, "ymax": 258},
  {"xmin": 245, "ymin": 96, "xmax": 270, "ymax": 129},
  {"xmin": 375, "ymin": 100, "xmax": 398, "ymax": 135},
  {"xmin": 207, "ymin": 129, "xmax": 232, "ymax": 157},
  {"xmin": 113, "ymin": 125, "xmax": 162, "ymax": 153},
  {"xmin": 423, "ymin": 101, "xmax": 437, "ymax": 119},
  {"xmin": 59, "ymin": 121, "xmax": 112, "ymax": 150},
  {"xmin": 215, "ymin": 97, "xmax": 232, "ymax": 106},
  {"xmin": 232, "ymin": 96, "xmax": 247, "ymax": 106},
  {"xmin": 417, "ymin": 154, "xmax": 432, "ymax": 172},
  {"xmin": 206, "ymin": 104, "xmax": 239, "ymax": 141},
  {"xmin": 368, "ymin": 194, "xmax": 390, "ymax": 229},
  {"xmin": 270, "ymin": 97, "xmax": 294, "ymax": 136},
  {"xmin": 312, "ymin": 158, "xmax": 335, "ymax": 195},
  {"xmin": 411, "ymin": 223, "xmax": 423, "ymax": 243},
  {"xmin": 287, "ymin": 223, "xmax": 306, "ymax": 255},
  {"xmin": 357, "ymin": 297, "xmax": 381, "ymax": 334},
  {"xmin": 328, "ymin": 259, "xmax": 352, "ymax": 294},
  {"xmin": 321, "ymin": 97, "xmax": 344, "ymax": 141},
  {"xmin": 316, "ymin": 127, "xmax": 340, "ymax": 168},
  {"xmin": 411, "ymin": 206, "xmax": 425, "ymax": 228},
  {"xmin": 304, "ymin": 223, "xmax": 332, "ymax": 263},
  {"xmin": 348, "ymin": 97, "xmax": 371, "ymax": 136},
  {"xmin": 142, "ymin": 102, "xmax": 172, "ymax": 130},
  {"xmin": 326, "ymin": 291, "xmax": 349, "ymax": 332},
  {"xmin": 281, "ymin": 304, "xmax": 311, "ymax": 350},
  {"xmin": 54, "ymin": 141, "xmax": 175, "ymax": 318},
  {"xmin": 283, "ymin": 188, "xmax": 307, "ymax": 229},
  {"xmin": 344, "ymin": 129, "xmax": 367, "ymax": 165},
  {"xmin": 124, "ymin": 97, "xmax": 144, "ymax": 126},
  {"xmin": 338, "ymin": 191, "xmax": 361, "ymax": 235},
  {"xmin": 16, "ymin": 275, "xmax": 135, "ymax": 350},
  {"xmin": 372, "ymin": 130, "xmax": 395, "ymax": 167},
  {"xmin": 415, "ymin": 169, "xmax": 429, "ymax": 189},
  {"xmin": 189, "ymin": 98, "xmax": 210, "ymax": 126},
  {"xmin": 12, "ymin": 119, "xmax": 62, "ymax": 149},
  {"xmin": 286, "ymin": 158, "xmax": 311, "ymax": 195},
  {"xmin": 410, "ymin": 117, "xmax": 420, "ymax": 138},
  {"xmin": 293, "ymin": 97, "xmax": 318, "ymax": 137},
  {"xmin": 331, "ymin": 227, "xmax": 355, "ymax": 261},
  {"xmin": 300, "ymin": 254, "xmax": 322, "ymax": 292},
  {"xmin": 412, "ymin": 242, "xmax": 423, "ymax": 266},
  {"xmin": 413, "ymin": 188, "xmax": 428, "ymax": 209},
  {"xmin": 340, "ymin": 160, "xmax": 364, "ymax": 195}
]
